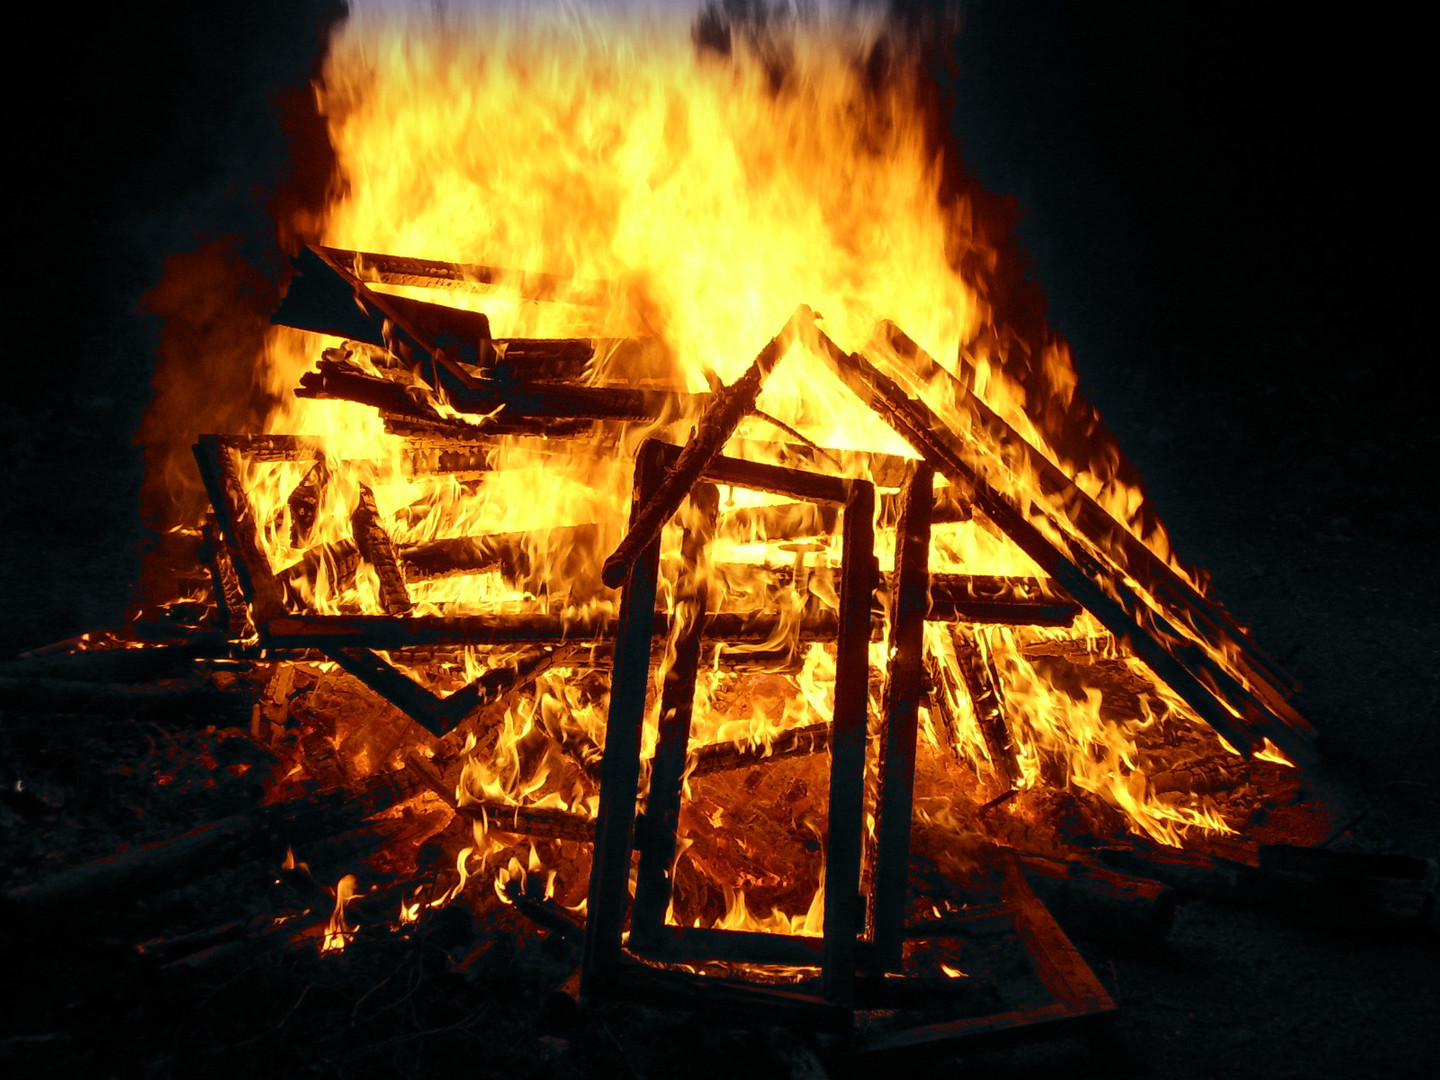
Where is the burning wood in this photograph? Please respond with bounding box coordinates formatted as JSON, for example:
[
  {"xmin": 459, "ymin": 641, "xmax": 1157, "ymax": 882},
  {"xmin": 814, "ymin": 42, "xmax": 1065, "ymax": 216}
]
[
  {"xmin": 65, "ymin": 5, "xmax": 1372, "ymax": 1060},
  {"xmin": 182, "ymin": 262, "xmax": 1331, "ymax": 1021}
]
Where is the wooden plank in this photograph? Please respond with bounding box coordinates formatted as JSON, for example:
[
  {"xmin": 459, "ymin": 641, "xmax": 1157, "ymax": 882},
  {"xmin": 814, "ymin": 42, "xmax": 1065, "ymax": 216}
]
[
  {"xmin": 630, "ymin": 483, "xmax": 720, "ymax": 953},
  {"xmin": 315, "ymin": 244, "xmax": 613, "ymax": 306},
  {"xmin": 802, "ymin": 327, "xmax": 1303, "ymax": 762},
  {"xmin": 297, "ymin": 353, "xmax": 707, "ymax": 424},
  {"xmin": 952, "ymin": 625, "xmax": 1021, "ymax": 788},
  {"xmin": 868, "ymin": 464, "xmax": 934, "ymax": 972},
  {"xmin": 998, "ymin": 854, "xmax": 1117, "ymax": 1015},
  {"xmin": 821, "ymin": 479, "xmax": 877, "ymax": 1007},
  {"xmin": 350, "ymin": 485, "xmax": 413, "ymax": 616},
  {"xmin": 193, "ymin": 437, "xmax": 285, "ymax": 625},
  {"xmin": 601, "ymin": 307, "xmax": 817, "ymax": 586},
  {"xmin": 581, "ymin": 440, "xmax": 669, "ymax": 997}
]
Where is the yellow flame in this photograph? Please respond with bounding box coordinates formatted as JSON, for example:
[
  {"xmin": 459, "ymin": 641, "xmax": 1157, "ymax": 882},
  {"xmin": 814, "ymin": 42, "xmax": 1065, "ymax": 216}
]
[{"xmin": 322, "ymin": 872, "xmax": 360, "ymax": 952}]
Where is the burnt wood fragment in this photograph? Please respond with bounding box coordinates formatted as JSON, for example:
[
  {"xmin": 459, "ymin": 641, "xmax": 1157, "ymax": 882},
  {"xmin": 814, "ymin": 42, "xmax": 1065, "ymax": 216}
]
[
  {"xmin": 630, "ymin": 483, "xmax": 720, "ymax": 953},
  {"xmin": 350, "ymin": 486, "xmax": 414, "ymax": 616},
  {"xmin": 286, "ymin": 459, "xmax": 330, "ymax": 548},
  {"xmin": 689, "ymin": 722, "xmax": 833, "ymax": 776},
  {"xmin": 503, "ymin": 881, "xmax": 586, "ymax": 949},
  {"xmin": 193, "ymin": 437, "xmax": 286, "ymax": 625},
  {"xmin": 460, "ymin": 800, "xmax": 597, "ymax": 845},
  {"xmin": 952, "ymin": 626, "xmax": 1021, "ymax": 788},
  {"xmin": 804, "ymin": 325, "xmax": 1304, "ymax": 762}
]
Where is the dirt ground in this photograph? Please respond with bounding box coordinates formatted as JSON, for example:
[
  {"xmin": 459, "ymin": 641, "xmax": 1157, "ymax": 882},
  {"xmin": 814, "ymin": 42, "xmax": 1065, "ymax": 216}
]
[{"xmin": 2, "ymin": 3, "xmax": 1435, "ymax": 1077}]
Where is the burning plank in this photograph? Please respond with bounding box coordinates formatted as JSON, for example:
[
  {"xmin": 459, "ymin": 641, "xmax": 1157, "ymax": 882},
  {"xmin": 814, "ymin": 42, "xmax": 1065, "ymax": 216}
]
[
  {"xmin": 868, "ymin": 463, "xmax": 934, "ymax": 972},
  {"xmin": 803, "ymin": 321, "xmax": 1313, "ymax": 763}
]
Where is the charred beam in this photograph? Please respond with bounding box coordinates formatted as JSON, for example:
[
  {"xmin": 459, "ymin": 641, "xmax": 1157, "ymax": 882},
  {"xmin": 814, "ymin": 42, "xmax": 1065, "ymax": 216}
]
[
  {"xmin": 869, "ymin": 464, "xmax": 934, "ymax": 972},
  {"xmin": 689, "ymin": 722, "xmax": 833, "ymax": 776},
  {"xmin": 459, "ymin": 800, "xmax": 596, "ymax": 845},
  {"xmin": 260, "ymin": 608, "xmax": 846, "ymax": 650},
  {"xmin": 350, "ymin": 485, "xmax": 414, "ymax": 616},
  {"xmin": 952, "ymin": 626, "xmax": 1021, "ymax": 789},
  {"xmin": 822, "ymin": 479, "xmax": 877, "ymax": 1006},
  {"xmin": 193, "ymin": 437, "xmax": 285, "ymax": 624},
  {"xmin": 805, "ymin": 326, "xmax": 1305, "ymax": 761},
  {"xmin": 583, "ymin": 440, "xmax": 669, "ymax": 997},
  {"xmin": 872, "ymin": 324, "xmax": 1304, "ymax": 722}
]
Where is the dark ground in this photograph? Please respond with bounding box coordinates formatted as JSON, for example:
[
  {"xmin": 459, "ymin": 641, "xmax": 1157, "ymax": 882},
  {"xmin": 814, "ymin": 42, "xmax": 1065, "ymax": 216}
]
[{"xmin": 1, "ymin": 2, "xmax": 1435, "ymax": 1076}]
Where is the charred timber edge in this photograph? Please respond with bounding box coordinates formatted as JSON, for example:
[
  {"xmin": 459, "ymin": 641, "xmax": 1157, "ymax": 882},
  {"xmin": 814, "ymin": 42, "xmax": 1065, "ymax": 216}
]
[
  {"xmin": 804, "ymin": 323, "xmax": 1306, "ymax": 762},
  {"xmin": 601, "ymin": 306, "xmax": 818, "ymax": 587},
  {"xmin": 456, "ymin": 800, "xmax": 596, "ymax": 844},
  {"xmin": 869, "ymin": 463, "xmax": 934, "ymax": 971},
  {"xmin": 875, "ymin": 321, "xmax": 1300, "ymax": 702},
  {"xmin": 628, "ymin": 481, "xmax": 718, "ymax": 951},
  {"xmin": 316, "ymin": 244, "xmax": 614, "ymax": 304}
]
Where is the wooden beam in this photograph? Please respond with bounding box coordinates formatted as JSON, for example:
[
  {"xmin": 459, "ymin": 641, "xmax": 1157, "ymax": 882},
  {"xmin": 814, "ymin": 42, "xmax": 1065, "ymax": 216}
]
[
  {"xmin": 821, "ymin": 478, "xmax": 877, "ymax": 1007},
  {"xmin": 581, "ymin": 440, "xmax": 669, "ymax": 998},
  {"xmin": 803, "ymin": 325, "xmax": 1308, "ymax": 762},
  {"xmin": 868, "ymin": 464, "xmax": 934, "ymax": 972},
  {"xmin": 630, "ymin": 483, "xmax": 719, "ymax": 954}
]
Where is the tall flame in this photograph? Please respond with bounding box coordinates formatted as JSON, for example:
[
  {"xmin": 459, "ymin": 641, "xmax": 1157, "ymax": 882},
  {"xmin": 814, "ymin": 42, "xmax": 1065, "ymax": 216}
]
[{"xmin": 190, "ymin": 0, "xmax": 1259, "ymax": 938}]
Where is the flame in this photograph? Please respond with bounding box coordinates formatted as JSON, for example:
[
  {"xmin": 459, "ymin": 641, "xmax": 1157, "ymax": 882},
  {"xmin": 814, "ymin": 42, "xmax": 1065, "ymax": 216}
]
[
  {"xmin": 322, "ymin": 872, "xmax": 360, "ymax": 952},
  {"xmin": 181, "ymin": 1, "xmax": 1285, "ymax": 943}
]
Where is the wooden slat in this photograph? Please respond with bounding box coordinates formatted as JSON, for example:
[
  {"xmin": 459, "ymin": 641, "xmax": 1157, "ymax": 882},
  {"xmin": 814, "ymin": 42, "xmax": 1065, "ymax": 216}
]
[
  {"xmin": 629, "ymin": 483, "xmax": 719, "ymax": 953},
  {"xmin": 868, "ymin": 464, "xmax": 934, "ymax": 972},
  {"xmin": 821, "ymin": 478, "xmax": 877, "ymax": 1007},
  {"xmin": 581, "ymin": 440, "xmax": 669, "ymax": 997},
  {"xmin": 802, "ymin": 326, "xmax": 1309, "ymax": 762}
]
